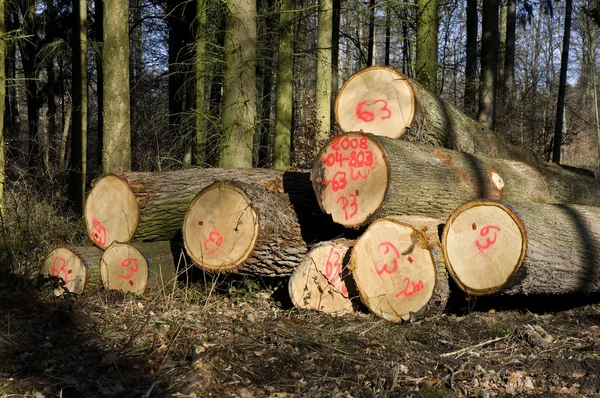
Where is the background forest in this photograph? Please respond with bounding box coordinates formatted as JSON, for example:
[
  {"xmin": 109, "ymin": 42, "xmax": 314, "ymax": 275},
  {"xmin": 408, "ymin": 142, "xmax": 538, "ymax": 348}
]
[{"xmin": 1, "ymin": 0, "xmax": 600, "ymax": 274}]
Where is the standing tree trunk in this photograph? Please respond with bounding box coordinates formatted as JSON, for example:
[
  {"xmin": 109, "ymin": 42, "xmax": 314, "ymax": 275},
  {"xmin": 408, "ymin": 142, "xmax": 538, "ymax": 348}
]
[
  {"xmin": 5, "ymin": 5, "xmax": 20, "ymax": 167},
  {"xmin": 503, "ymin": 0, "xmax": 516, "ymax": 99},
  {"xmin": 477, "ymin": 0, "xmax": 499, "ymax": 130},
  {"xmin": 366, "ymin": 0, "xmax": 375, "ymax": 66},
  {"xmin": 384, "ymin": 1, "xmax": 390, "ymax": 66},
  {"xmin": 69, "ymin": 0, "xmax": 87, "ymax": 214},
  {"xmin": 415, "ymin": 0, "xmax": 439, "ymax": 93},
  {"xmin": 103, "ymin": 0, "xmax": 131, "ymax": 173},
  {"xmin": 95, "ymin": 0, "xmax": 103, "ymax": 170},
  {"xmin": 497, "ymin": 0, "xmax": 507, "ymax": 94},
  {"xmin": 553, "ymin": 0, "xmax": 573, "ymax": 164},
  {"xmin": 0, "ymin": 0, "xmax": 4, "ymax": 213},
  {"xmin": 330, "ymin": 0, "xmax": 339, "ymax": 132},
  {"xmin": 219, "ymin": 0, "xmax": 257, "ymax": 168},
  {"xmin": 273, "ymin": 0, "xmax": 295, "ymax": 170},
  {"xmin": 194, "ymin": 0, "xmax": 207, "ymax": 165},
  {"xmin": 20, "ymin": 1, "xmax": 39, "ymax": 170},
  {"xmin": 45, "ymin": 0, "xmax": 57, "ymax": 170},
  {"xmin": 315, "ymin": 0, "xmax": 333, "ymax": 148}
]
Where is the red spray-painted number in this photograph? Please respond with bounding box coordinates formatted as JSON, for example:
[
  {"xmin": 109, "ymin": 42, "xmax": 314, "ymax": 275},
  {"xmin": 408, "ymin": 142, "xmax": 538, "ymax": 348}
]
[
  {"xmin": 395, "ymin": 277, "xmax": 424, "ymax": 298},
  {"xmin": 322, "ymin": 171, "xmax": 347, "ymax": 192},
  {"xmin": 336, "ymin": 193, "xmax": 358, "ymax": 220},
  {"xmin": 91, "ymin": 218, "xmax": 107, "ymax": 246},
  {"xmin": 52, "ymin": 257, "xmax": 69, "ymax": 283},
  {"xmin": 373, "ymin": 242, "xmax": 401, "ymax": 275},
  {"xmin": 475, "ymin": 225, "xmax": 501, "ymax": 250},
  {"xmin": 204, "ymin": 230, "xmax": 223, "ymax": 254},
  {"xmin": 356, "ymin": 99, "xmax": 392, "ymax": 123},
  {"xmin": 325, "ymin": 248, "xmax": 342, "ymax": 284},
  {"xmin": 119, "ymin": 258, "xmax": 139, "ymax": 280}
]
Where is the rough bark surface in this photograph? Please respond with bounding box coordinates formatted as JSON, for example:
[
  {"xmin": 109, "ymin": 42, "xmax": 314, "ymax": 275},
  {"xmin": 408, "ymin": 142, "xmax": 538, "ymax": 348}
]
[
  {"xmin": 444, "ymin": 200, "xmax": 600, "ymax": 296},
  {"xmin": 312, "ymin": 133, "xmax": 600, "ymax": 227},
  {"xmin": 183, "ymin": 180, "xmax": 308, "ymax": 276}
]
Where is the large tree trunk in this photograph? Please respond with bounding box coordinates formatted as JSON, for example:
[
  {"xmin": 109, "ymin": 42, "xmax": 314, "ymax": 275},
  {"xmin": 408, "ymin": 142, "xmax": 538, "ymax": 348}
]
[
  {"xmin": 463, "ymin": 0, "xmax": 478, "ymax": 116},
  {"xmin": 182, "ymin": 180, "xmax": 307, "ymax": 276},
  {"xmin": 103, "ymin": 0, "xmax": 131, "ymax": 173},
  {"xmin": 415, "ymin": 0, "xmax": 439, "ymax": 93},
  {"xmin": 84, "ymin": 168, "xmax": 349, "ymax": 248},
  {"xmin": 503, "ymin": 0, "xmax": 516, "ymax": 99},
  {"xmin": 273, "ymin": 0, "xmax": 295, "ymax": 170},
  {"xmin": 311, "ymin": 132, "xmax": 600, "ymax": 228},
  {"xmin": 68, "ymin": 0, "xmax": 87, "ymax": 215},
  {"xmin": 553, "ymin": 0, "xmax": 573, "ymax": 163},
  {"xmin": 477, "ymin": 0, "xmax": 499, "ymax": 130},
  {"xmin": 443, "ymin": 200, "xmax": 600, "ymax": 296},
  {"xmin": 334, "ymin": 66, "xmax": 538, "ymax": 163},
  {"xmin": 315, "ymin": 0, "xmax": 333, "ymax": 148},
  {"xmin": 95, "ymin": 0, "xmax": 103, "ymax": 171},
  {"xmin": 219, "ymin": 0, "xmax": 257, "ymax": 167}
]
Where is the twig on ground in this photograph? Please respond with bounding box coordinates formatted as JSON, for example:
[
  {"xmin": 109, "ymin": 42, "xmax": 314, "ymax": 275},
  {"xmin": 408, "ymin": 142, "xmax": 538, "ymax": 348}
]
[{"xmin": 440, "ymin": 332, "xmax": 512, "ymax": 359}]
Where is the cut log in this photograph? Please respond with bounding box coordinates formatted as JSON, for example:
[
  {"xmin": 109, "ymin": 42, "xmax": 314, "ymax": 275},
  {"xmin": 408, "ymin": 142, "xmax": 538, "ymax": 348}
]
[
  {"xmin": 443, "ymin": 200, "xmax": 600, "ymax": 296},
  {"xmin": 183, "ymin": 180, "xmax": 307, "ymax": 276},
  {"xmin": 288, "ymin": 240, "xmax": 355, "ymax": 316},
  {"xmin": 312, "ymin": 132, "xmax": 600, "ymax": 228},
  {"xmin": 85, "ymin": 168, "xmax": 345, "ymax": 248},
  {"xmin": 40, "ymin": 248, "xmax": 89, "ymax": 295},
  {"xmin": 335, "ymin": 66, "xmax": 537, "ymax": 164},
  {"xmin": 100, "ymin": 243, "xmax": 149, "ymax": 294},
  {"xmin": 349, "ymin": 218, "xmax": 439, "ymax": 322}
]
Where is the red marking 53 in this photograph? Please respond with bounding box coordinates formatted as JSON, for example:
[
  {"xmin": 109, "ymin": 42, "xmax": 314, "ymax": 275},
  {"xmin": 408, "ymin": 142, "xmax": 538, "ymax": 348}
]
[
  {"xmin": 204, "ymin": 230, "xmax": 223, "ymax": 254},
  {"xmin": 91, "ymin": 218, "xmax": 107, "ymax": 246},
  {"xmin": 374, "ymin": 242, "xmax": 401, "ymax": 275},
  {"xmin": 475, "ymin": 225, "xmax": 501, "ymax": 250},
  {"xmin": 119, "ymin": 258, "xmax": 139, "ymax": 280},
  {"xmin": 356, "ymin": 99, "xmax": 392, "ymax": 122}
]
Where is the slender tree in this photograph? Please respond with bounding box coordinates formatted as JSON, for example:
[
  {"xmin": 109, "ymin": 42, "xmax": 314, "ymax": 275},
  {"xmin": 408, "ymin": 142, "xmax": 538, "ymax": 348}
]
[
  {"xmin": 553, "ymin": 0, "xmax": 573, "ymax": 163},
  {"xmin": 503, "ymin": 0, "xmax": 516, "ymax": 98},
  {"xmin": 315, "ymin": 0, "xmax": 333, "ymax": 147},
  {"xmin": 415, "ymin": 0, "xmax": 440, "ymax": 92},
  {"xmin": 498, "ymin": 0, "xmax": 507, "ymax": 92},
  {"xmin": 68, "ymin": 0, "xmax": 87, "ymax": 214},
  {"xmin": 95, "ymin": 0, "xmax": 103, "ymax": 169},
  {"xmin": 103, "ymin": 0, "xmax": 131, "ymax": 172},
  {"xmin": 477, "ymin": 0, "xmax": 499, "ymax": 130},
  {"xmin": 464, "ymin": 0, "xmax": 478, "ymax": 115},
  {"xmin": 194, "ymin": 0, "xmax": 207, "ymax": 165},
  {"xmin": 0, "ymin": 0, "xmax": 5, "ymax": 212},
  {"xmin": 367, "ymin": 0, "xmax": 375, "ymax": 66},
  {"xmin": 219, "ymin": 0, "xmax": 257, "ymax": 167},
  {"xmin": 273, "ymin": 0, "xmax": 295, "ymax": 170}
]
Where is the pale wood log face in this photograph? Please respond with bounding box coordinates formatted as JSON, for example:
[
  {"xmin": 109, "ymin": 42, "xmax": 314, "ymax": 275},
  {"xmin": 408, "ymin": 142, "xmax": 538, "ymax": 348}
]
[
  {"xmin": 85, "ymin": 175, "xmax": 139, "ymax": 249},
  {"xmin": 350, "ymin": 219, "xmax": 436, "ymax": 322},
  {"xmin": 443, "ymin": 201, "xmax": 526, "ymax": 295},
  {"xmin": 288, "ymin": 241, "xmax": 353, "ymax": 316},
  {"xmin": 40, "ymin": 248, "xmax": 88, "ymax": 295},
  {"xmin": 335, "ymin": 66, "xmax": 414, "ymax": 138},
  {"xmin": 183, "ymin": 183, "xmax": 258, "ymax": 273},
  {"xmin": 100, "ymin": 243, "xmax": 148, "ymax": 295},
  {"xmin": 313, "ymin": 133, "xmax": 389, "ymax": 227}
]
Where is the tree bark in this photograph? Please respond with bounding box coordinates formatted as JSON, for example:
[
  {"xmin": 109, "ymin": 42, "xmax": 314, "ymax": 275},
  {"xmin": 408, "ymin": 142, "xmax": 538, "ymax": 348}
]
[
  {"xmin": 0, "ymin": 0, "xmax": 5, "ymax": 213},
  {"xmin": 103, "ymin": 0, "xmax": 131, "ymax": 173},
  {"xmin": 311, "ymin": 132, "xmax": 600, "ymax": 228},
  {"xmin": 85, "ymin": 168, "xmax": 349, "ymax": 247},
  {"xmin": 443, "ymin": 200, "xmax": 600, "ymax": 296},
  {"xmin": 194, "ymin": 0, "xmax": 207, "ymax": 165},
  {"xmin": 288, "ymin": 239, "xmax": 355, "ymax": 316},
  {"xmin": 95, "ymin": 0, "xmax": 103, "ymax": 170},
  {"xmin": 335, "ymin": 66, "xmax": 538, "ymax": 164},
  {"xmin": 553, "ymin": 0, "xmax": 573, "ymax": 163},
  {"xmin": 315, "ymin": 0, "xmax": 333, "ymax": 147},
  {"xmin": 477, "ymin": 0, "xmax": 499, "ymax": 130},
  {"xmin": 273, "ymin": 0, "xmax": 295, "ymax": 170},
  {"xmin": 503, "ymin": 0, "xmax": 516, "ymax": 98},
  {"xmin": 366, "ymin": 0, "xmax": 375, "ymax": 66},
  {"xmin": 219, "ymin": 0, "xmax": 257, "ymax": 167},
  {"xmin": 415, "ymin": 0, "xmax": 439, "ymax": 93},
  {"xmin": 69, "ymin": 0, "xmax": 88, "ymax": 215}
]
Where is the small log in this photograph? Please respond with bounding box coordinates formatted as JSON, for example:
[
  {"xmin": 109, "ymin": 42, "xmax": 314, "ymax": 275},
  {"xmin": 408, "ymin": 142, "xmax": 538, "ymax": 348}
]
[
  {"xmin": 183, "ymin": 180, "xmax": 307, "ymax": 276},
  {"xmin": 84, "ymin": 168, "xmax": 344, "ymax": 248},
  {"xmin": 312, "ymin": 132, "xmax": 600, "ymax": 228},
  {"xmin": 349, "ymin": 218, "xmax": 439, "ymax": 322},
  {"xmin": 101, "ymin": 243, "xmax": 149, "ymax": 294},
  {"xmin": 442, "ymin": 200, "xmax": 600, "ymax": 296},
  {"xmin": 288, "ymin": 240, "xmax": 355, "ymax": 316},
  {"xmin": 335, "ymin": 66, "xmax": 537, "ymax": 164},
  {"xmin": 40, "ymin": 248, "xmax": 89, "ymax": 295}
]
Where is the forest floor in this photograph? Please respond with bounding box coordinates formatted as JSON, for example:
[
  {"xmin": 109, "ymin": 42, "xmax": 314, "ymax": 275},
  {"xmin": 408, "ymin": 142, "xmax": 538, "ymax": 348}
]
[{"xmin": 0, "ymin": 277, "xmax": 599, "ymax": 398}]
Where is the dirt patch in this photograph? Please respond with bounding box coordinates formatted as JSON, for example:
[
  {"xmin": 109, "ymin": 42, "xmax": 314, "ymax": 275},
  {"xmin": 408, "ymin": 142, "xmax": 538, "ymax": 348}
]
[{"xmin": 0, "ymin": 280, "xmax": 599, "ymax": 397}]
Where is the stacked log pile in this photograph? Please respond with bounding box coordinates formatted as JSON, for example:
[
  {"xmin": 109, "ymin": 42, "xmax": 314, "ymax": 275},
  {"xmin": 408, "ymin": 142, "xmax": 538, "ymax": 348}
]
[{"xmin": 39, "ymin": 65, "xmax": 600, "ymax": 322}]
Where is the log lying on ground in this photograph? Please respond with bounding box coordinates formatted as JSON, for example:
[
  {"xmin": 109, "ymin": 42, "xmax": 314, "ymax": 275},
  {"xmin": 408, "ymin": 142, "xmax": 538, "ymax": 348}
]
[
  {"xmin": 443, "ymin": 200, "xmax": 600, "ymax": 296},
  {"xmin": 311, "ymin": 132, "xmax": 600, "ymax": 228},
  {"xmin": 349, "ymin": 218, "xmax": 439, "ymax": 322},
  {"xmin": 183, "ymin": 180, "xmax": 308, "ymax": 276},
  {"xmin": 101, "ymin": 243, "xmax": 149, "ymax": 294},
  {"xmin": 335, "ymin": 66, "xmax": 537, "ymax": 164},
  {"xmin": 85, "ymin": 169, "xmax": 345, "ymax": 248},
  {"xmin": 288, "ymin": 240, "xmax": 355, "ymax": 316},
  {"xmin": 40, "ymin": 248, "xmax": 89, "ymax": 295}
]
